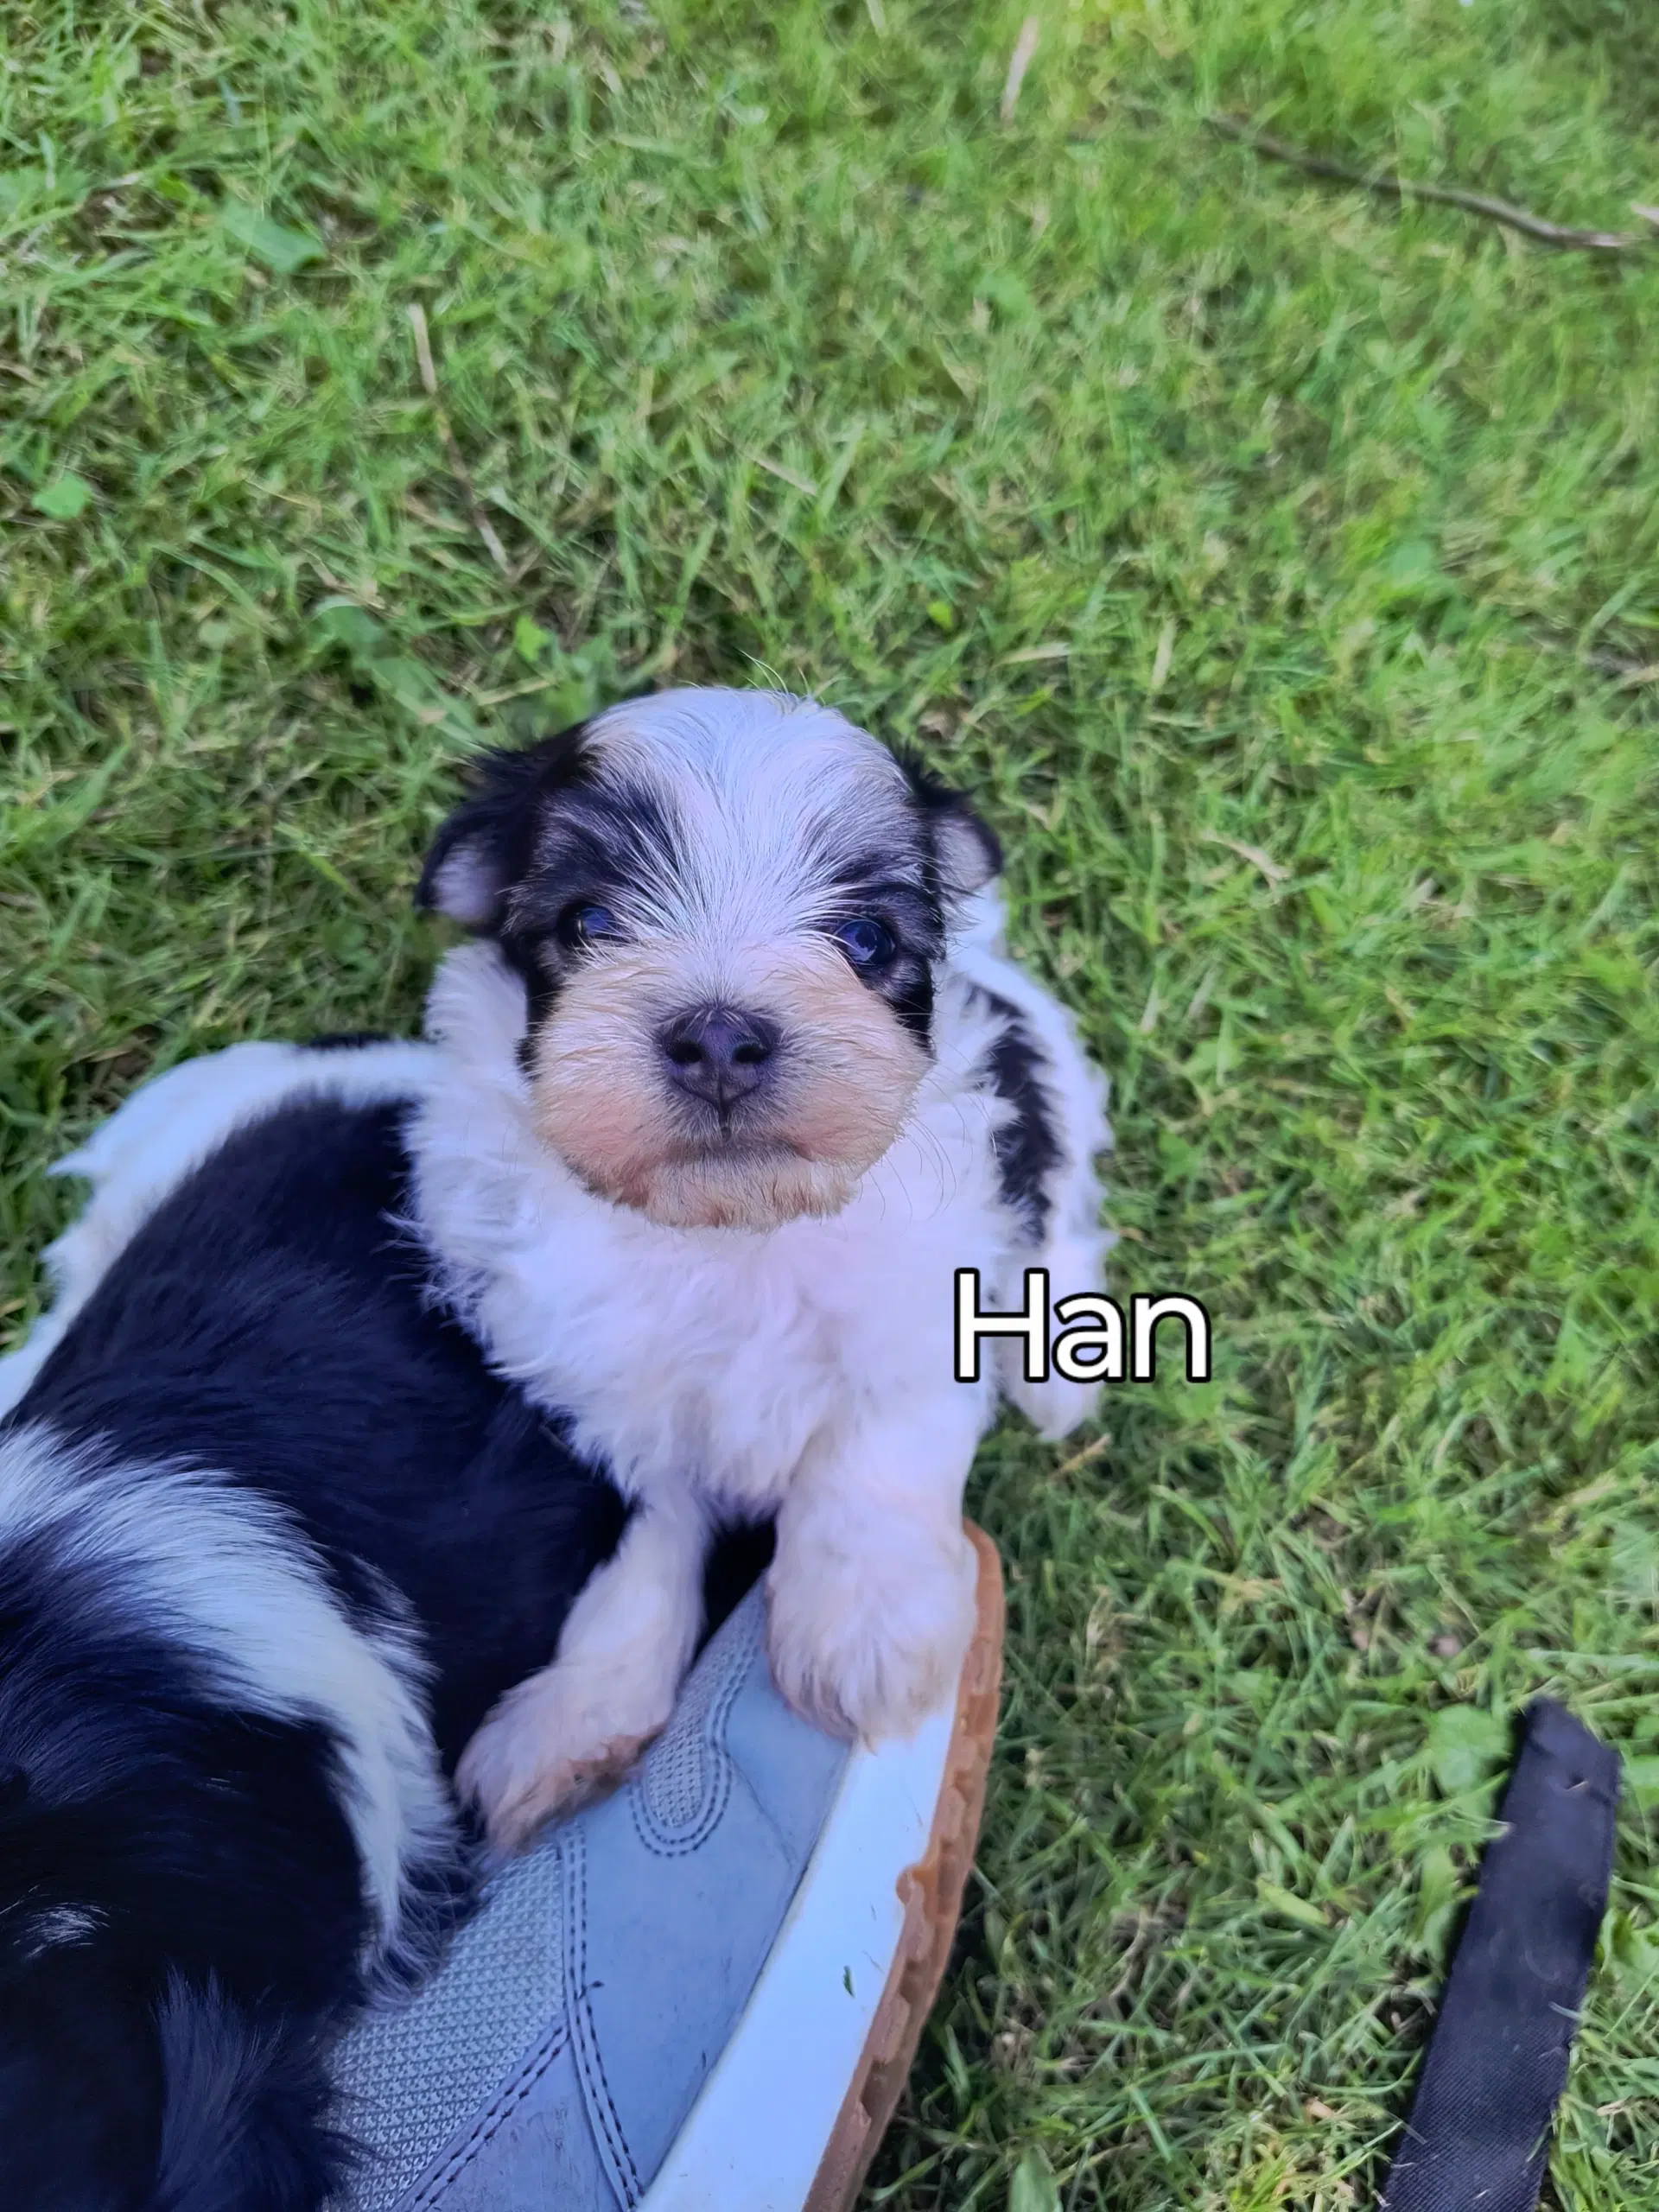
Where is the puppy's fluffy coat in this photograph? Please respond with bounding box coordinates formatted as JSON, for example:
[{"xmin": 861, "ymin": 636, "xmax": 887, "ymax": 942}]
[
  {"xmin": 413, "ymin": 690, "xmax": 1112, "ymax": 1844},
  {"xmin": 0, "ymin": 686, "xmax": 1109, "ymax": 2208}
]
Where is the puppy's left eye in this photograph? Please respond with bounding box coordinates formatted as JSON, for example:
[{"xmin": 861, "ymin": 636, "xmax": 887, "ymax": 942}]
[
  {"xmin": 832, "ymin": 918, "xmax": 895, "ymax": 968},
  {"xmin": 558, "ymin": 903, "xmax": 620, "ymax": 947}
]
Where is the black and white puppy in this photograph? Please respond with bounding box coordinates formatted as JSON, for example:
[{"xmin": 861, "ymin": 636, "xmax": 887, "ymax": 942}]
[
  {"xmin": 0, "ymin": 1048, "xmax": 630, "ymax": 2210},
  {"xmin": 407, "ymin": 689, "xmax": 1113, "ymax": 1847},
  {"xmin": 0, "ymin": 684, "xmax": 1109, "ymax": 2209}
]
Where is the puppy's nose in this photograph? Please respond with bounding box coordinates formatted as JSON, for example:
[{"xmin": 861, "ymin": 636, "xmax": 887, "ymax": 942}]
[{"xmin": 659, "ymin": 1006, "xmax": 779, "ymax": 1112}]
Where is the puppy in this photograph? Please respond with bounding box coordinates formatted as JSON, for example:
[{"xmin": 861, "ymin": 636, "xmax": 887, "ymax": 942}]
[
  {"xmin": 0, "ymin": 1052, "xmax": 626, "ymax": 2210},
  {"xmin": 0, "ymin": 683, "xmax": 1109, "ymax": 2203},
  {"xmin": 408, "ymin": 686, "xmax": 1114, "ymax": 1847}
]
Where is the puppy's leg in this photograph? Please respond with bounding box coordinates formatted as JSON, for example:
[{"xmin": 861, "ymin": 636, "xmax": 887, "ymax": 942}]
[
  {"xmin": 456, "ymin": 1493, "xmax": 708, "ymax": 1854},
  {"xmin": 766, "ymin": 1391, "xmax": 987, "ymax": 1744}
]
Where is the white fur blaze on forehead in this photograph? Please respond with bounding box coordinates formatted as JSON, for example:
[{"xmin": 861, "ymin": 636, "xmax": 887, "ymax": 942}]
[
  {"xmin": 527, "ymin": 937, "xmax": 929, "ymax": 1230},
  {"xmin": 584, "ymin": 688, "xmax": 898, "ymax": 797},
  {"xmin": 575, "ymin": 690, "xmax": 920, "ymax": 935}
]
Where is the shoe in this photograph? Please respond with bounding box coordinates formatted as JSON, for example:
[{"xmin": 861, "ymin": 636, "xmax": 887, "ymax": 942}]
[{"xmin": 330, "ymin": 1526, "xmax": 1004, "ymax": 2211}]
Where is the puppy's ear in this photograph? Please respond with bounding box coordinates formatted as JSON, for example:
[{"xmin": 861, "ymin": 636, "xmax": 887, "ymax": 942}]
[
  {"xmin": 416, "ymin": 726, "xmax": 589, "ymax": 932},
  {"xmin": 904, "ymin": 762, "xmax": 1002, "ymax": 897}
]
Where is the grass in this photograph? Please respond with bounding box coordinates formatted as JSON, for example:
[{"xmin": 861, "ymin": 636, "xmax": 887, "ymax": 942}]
[{"xmin": 4, "ymin": 0, "xmax": 1659, "ymax": 2202}]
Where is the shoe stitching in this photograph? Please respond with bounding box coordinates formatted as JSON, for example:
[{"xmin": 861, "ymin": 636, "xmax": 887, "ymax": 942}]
[
  {"xmin": 569, "ymin": 1828, "xmax": 646, "ymax": 2205},
  {"xmin": 628, "ymin": 1633, "xmax": 750, "ymax": 1857},
  {"xmin": 398, "ymin": 2018, "xmax": 571, "ymax": 2212}
]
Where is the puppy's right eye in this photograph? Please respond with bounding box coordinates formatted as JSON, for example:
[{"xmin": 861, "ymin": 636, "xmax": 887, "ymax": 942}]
[{"xmin": 557, "ymin": 903, "xmax": 620, "ymax": 948}]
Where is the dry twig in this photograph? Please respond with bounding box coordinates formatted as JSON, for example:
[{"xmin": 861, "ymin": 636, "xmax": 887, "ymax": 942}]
[
  {"xmin": 1051, "ymin": 1433, "xmax": 1113, "ymax": 1483},
  {"xmin": 1201, "ymin": 831, "xmax": 1289, "ymax": 885},
  {"xmin": 1001, "ymin": 16, "xmax": 1040, "ymax": 124},
  {"xmin": 405, "ymin": 303, "xmax": 512, "ymax": 575},
  {"xmin": 1206, "ymin": 113, "xmax": 1655, "ymax": 254},
  {"xmin": 1525, "ymin": 633, "xmax": 1659, "ymax": 688}
]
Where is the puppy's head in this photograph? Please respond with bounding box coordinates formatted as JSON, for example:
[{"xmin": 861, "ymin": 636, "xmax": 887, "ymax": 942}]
[{"xmin": 417, "ymin": 688, "xmax": 1000, "ymax": 1231}]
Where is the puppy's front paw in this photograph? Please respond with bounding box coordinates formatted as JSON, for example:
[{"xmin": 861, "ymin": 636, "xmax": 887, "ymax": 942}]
[
  {"xmin": 766, "ymin": 1525, "xmax": 976, "ymax": 1743},
  {"xmin": 455, "ymin": 1668, "xmax": 659, "ymax": 1855}
]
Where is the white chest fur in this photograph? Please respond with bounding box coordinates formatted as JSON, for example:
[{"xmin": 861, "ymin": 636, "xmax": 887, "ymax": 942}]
[{"xmin": 410, "ymin": 941, "xmax": 1024, "ymax": 1519}]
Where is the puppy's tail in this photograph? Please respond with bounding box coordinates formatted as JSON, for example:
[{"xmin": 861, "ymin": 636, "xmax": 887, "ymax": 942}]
[{"xmin": 150, "ymin": 1975, "xmax": 354, "ymax": 2212}]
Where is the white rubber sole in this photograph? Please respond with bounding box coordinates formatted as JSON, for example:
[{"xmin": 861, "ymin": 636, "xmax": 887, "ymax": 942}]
[{"xmin": 640, "ymin": 1528, "xmax": 1005, "ymax": 2212}]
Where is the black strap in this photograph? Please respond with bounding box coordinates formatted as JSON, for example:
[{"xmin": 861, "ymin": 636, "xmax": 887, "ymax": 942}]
[{"xmin": 1380, "ymin": 1697, "xmax": 1620, "ymax": 2212}]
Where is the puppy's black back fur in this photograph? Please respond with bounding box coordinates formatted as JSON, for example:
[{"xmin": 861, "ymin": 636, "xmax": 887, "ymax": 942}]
[
  {"xmin": 1, "ymin": 1096, "xmax": 628, "ymax": 2209},
  {"xmin": 24, "ymin": 1099, "xmax": 632, "ymax": 1762}
]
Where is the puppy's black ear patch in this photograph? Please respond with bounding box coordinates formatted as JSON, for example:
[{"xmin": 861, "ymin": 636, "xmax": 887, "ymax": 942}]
[
  {"xmin": 903, "ymin": 760, "xmax": 1002, "ymax": 897},
  {"xmin": 416, "ymin": 725, "xmax": 590, "ymax": 932}
]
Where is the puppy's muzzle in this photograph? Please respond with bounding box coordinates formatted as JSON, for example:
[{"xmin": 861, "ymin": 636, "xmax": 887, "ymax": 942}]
[{"xmin": 658, "ymin": 1004, "xmax": 779, "ymax": 1117}]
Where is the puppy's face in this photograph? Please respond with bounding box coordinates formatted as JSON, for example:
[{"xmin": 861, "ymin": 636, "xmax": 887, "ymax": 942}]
[{"xmin": 418, "ymin": 689, "xmax": 1000, "ymax": 1231}]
